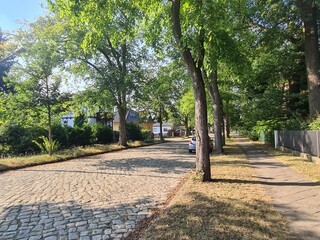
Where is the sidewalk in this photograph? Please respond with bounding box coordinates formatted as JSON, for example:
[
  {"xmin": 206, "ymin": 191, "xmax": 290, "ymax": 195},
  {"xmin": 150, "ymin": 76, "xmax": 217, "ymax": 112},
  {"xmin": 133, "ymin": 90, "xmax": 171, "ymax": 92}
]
[{"xmin": 236, "ymin": 137, "xmax": 320, "ymax": 240}]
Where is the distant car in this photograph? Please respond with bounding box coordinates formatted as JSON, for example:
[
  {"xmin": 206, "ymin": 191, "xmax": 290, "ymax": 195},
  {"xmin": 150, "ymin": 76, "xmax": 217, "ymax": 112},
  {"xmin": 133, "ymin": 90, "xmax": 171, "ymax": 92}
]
[{"xmin": 188, "ymin": 136, "xmax": 213, "ymax": 153}]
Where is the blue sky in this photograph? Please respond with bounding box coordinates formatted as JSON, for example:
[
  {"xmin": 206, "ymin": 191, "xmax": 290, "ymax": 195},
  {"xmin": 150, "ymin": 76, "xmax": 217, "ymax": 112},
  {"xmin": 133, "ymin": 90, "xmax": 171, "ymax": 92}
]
[{"xmin": 0, "ymin": 0, "xmax": 47, "ymax": 31}]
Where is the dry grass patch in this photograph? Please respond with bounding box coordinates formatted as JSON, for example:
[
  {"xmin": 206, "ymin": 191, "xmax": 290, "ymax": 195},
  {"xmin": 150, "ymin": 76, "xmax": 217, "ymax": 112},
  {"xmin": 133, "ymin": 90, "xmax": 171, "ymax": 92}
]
[
  {"xmin": 138, "ymin": 140, "xmax": 297, "ymax": 240},
  {"xmin": 0, "ymin": 140, "xmax": 162, "ymax": 171}
]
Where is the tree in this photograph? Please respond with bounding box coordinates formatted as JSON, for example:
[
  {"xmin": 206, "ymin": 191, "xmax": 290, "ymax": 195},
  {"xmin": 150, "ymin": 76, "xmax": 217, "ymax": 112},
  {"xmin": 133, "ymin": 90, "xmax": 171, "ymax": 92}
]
[
  {"xmin": 49, "ymin": 0, "xmax": 143, "ymax": 146},
  {"xmin": 296, "ymin": 0, "xmax": 320, "ymax": 118},
  {"xmin": 136, "ymin": 58, "xmax": 187, "ymax": 140},
  {"xmin": 178, "ymin": 88, "xmax": 195, "ymax": 137},
  {"xmin": 0, "ymin": 29, "xmax": 15, "ymax": 93},
  {"xmin": 171, "ymin": 0, "xmax": 211, "ymax": 181},
  {"xmin": 8, "ymin": 16, "xmax": 65, "ymax": 155}
]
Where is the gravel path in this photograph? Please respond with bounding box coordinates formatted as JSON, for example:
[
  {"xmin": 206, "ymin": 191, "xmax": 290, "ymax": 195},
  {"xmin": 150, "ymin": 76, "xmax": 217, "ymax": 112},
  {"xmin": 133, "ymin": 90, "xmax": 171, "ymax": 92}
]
[{"xmin": 0, "ymin": 139, "xmax": 195, "ymax": 240}]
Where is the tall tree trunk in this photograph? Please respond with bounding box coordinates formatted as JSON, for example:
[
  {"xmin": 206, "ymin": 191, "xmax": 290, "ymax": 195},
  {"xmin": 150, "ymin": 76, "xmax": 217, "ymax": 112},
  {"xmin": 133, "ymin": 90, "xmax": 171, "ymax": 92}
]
[
  {"xmin": 171, "ymin": 0, "xmax": 211, "ymax": 181},
  {"xmin": 205, "ymin": 69, "xmax": 224, "ymax": 153},
  {"xmin": 117, "ymin": 42, "xmax": 128, "ymax": 146},
  {"xmin": 296, "ymin": 0, "xmax": 320, "ymax": 118},
  {"xmin": 225, "ymin": 106, "xmax": 231, "ymax": 138},
  {"xmin": 184, "ymin": 115, "xmax": 189, "ymax": 137},
  {"xmin": 159, "ymin": 105, "xmax": 164, "ymax": 141},
  {"xmin": 45, "ymin": 77, "xmax": 53, "ymax": 156},
  {"xmin": 48, "ymin": 104, "xmax": 52, "ymax": 156},
  {"xmin": 118, "ymin": 106, "xmax": 127, "ymax": 146},
  {"xmin": 221, "ymin": 117, "xmax": 226, "ymax": 146}
]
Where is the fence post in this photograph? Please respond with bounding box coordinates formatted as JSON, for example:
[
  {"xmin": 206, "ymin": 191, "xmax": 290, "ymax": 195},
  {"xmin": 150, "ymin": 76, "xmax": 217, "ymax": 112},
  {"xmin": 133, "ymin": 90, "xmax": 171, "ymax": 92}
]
[{"xmin": 274, "ymin": 130, "xmax": 279, "ymax": 148}]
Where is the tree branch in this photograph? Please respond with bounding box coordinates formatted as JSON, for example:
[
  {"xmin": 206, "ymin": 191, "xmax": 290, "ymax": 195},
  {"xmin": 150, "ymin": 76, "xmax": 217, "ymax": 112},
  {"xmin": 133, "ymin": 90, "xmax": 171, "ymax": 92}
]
[{"xmin": 97, "ymin": 47, "xmax": 115, "ymax": 67}]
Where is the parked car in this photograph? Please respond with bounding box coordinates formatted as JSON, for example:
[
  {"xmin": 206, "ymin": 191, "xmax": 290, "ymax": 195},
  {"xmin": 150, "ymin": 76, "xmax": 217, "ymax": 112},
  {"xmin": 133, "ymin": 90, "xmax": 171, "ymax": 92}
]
[{"xmin": 188, "ymin": 136, "xmax": 213, "ymax": 153}]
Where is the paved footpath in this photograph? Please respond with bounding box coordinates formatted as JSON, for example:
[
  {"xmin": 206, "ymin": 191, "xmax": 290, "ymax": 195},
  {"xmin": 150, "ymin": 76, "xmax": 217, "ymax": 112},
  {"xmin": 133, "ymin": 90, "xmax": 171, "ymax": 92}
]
[
  {"xmin": 236, "ymin": 137, "xmax": 320, "ymax": 240},
  {"xmin": 0, "ymin": 139, "xmax": 195, "ymax": 240}
]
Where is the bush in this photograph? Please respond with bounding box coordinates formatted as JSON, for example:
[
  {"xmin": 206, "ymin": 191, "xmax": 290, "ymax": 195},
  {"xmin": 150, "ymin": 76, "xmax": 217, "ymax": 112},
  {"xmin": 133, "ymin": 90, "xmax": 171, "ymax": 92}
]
[
  {"xmin": 113, "ymin": 131, "xmax": 119, "ymax": 143},
  {"xmin": 126, "ymin": 123, "xmax": 142, "ymax": 141},
  {"xmin": 92, "ymin": 124, "xmax": 113, "ymax": 144},
  {"xmin": 68, "ymin": 124, "xmax": 93, "ymax": 147},
  {"xmin": 309, "ymin": 116, "xmax": 320, "ymax": 130},
  {"xmin": 33, "ymin": 136, "xmax": 60, "ymax": 155},
  {"xmin": 253, "ymin": 120, "xmax": 281, "ymax": 143},
  {"xmin": 52, "ymin": 124, "xmax": 69, "ymax": 149},
  {"xmin": 141, "ymin": 130, "xmax": 153, "ymax": 141},
  {"xmin": 0, "ymin": 123, "xmax": 46, "ymax": 155}
]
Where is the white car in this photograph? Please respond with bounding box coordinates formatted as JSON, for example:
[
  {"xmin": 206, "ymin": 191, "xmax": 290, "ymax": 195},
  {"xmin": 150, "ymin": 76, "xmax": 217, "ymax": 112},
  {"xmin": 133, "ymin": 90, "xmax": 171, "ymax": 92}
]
[{"xmin": 188, "ymin": 136, "xmax": 213, "ymax": 153}]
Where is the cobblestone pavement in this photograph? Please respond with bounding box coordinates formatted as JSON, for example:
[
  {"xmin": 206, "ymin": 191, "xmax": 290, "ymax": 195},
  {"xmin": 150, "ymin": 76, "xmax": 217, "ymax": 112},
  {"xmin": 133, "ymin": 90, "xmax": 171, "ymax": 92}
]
[{"xmin": 0, "ymin": 139, "xmax": 195, "ymax": 240}]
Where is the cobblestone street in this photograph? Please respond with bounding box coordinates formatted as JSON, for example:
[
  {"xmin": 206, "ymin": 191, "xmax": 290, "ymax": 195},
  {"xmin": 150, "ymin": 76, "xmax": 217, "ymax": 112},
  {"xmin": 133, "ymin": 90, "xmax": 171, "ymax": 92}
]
[{"xmin": 0, "ymin": 139, "xmax": 195, "ymax": 240}]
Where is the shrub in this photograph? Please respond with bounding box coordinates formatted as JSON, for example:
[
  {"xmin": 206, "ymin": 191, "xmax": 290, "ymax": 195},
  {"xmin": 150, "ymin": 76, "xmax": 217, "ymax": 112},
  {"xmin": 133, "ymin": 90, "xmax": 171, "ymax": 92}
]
[
  {"xmin": 126, "ymin": 123, "xmax": 142, "ymax": 141},
  {"xmin": 309, "ymin": 116, "xmax": 320, "ymax": 130},
  {"xmin": 113, "ymin": 131, "xmax": 119, "ymax": 142},
  {"xmin": 141, "ymin": 130, "xmax": 153, "ymax": 141},
  {"xmin": 52, "ymin": 124, "xmax": 69, "ymax": 149},
  {"xmin": 0, "ymin": 123, "xmax": 46, "ymax": 155},
  {"xmin": 253, "ymin": 120, "xmax": 281, "ymax": 143},
  {"xmin": 68, "ymin": 124, "xmax": 93, "ymax": 147},
  {"xmin": 33, "ymin": 136, "xmax": 60, "ymax": 155},
  {"xmin": 92, "ymin": 124, "xmax": 113, "ymax": 144}
]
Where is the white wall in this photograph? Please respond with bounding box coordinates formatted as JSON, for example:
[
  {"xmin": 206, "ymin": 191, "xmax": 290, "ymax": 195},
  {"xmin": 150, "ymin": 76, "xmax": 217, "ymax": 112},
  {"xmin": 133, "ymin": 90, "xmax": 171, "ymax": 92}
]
[{"xmin": 152, "ymin": 125, "xmax": 173, "ymax": 136}]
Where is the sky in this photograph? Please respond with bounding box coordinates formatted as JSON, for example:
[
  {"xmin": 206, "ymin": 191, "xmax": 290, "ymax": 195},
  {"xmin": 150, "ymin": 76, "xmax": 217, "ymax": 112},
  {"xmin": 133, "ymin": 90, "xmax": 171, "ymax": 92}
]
[{"xmin": 0, "ymin": 0, "xmax": 47, "ymax": 32}]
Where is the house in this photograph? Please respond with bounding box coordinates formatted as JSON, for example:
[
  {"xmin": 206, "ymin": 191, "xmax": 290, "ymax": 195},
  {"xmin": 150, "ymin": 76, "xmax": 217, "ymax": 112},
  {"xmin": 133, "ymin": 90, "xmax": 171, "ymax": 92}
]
[
  {"xmin": 113, "ymin": 109, "xmax": 154, "ymax": 131},
  {"xmin": 152, "ymin": 122, "xmax": 173, "ymax": 137},
  {"xmin": 61, "ymin": 111, "xmax": 113, "ymax": 128}
]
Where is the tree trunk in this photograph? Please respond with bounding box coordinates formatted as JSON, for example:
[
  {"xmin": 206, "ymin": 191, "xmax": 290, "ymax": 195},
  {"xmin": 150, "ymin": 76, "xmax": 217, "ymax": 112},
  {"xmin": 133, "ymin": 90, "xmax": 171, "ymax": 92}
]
[
  {"xmin": 222, "ymin": 117, "xmax": 226, "ymax": 146},
  {"xmin": 117, "ymin": 41, "xmax": 128, "ymax": 146},
  {"xmin": 159, "ymin": 105, "xmax": 164, "ymax": 141},
  {"xmin": 171, "ymin": 0, "xmax": 211, "ymax": 181},
  {"xmin": 47, "ymin": 103, "xmax": 52, "ymax": 156},
  {"xmin": 45, "ymin": 77, "xmax": 53, "ymax": 156},
  {"xmin": 225, "ymin": 110, "xmax": 230, "ymax": 138},
  {"xmin": 184, "ymin": 115, "xmax": 189, "ymax": 137},
  {"xmin": 205, "ymin": 69, "xmax": 224, "ymax": 153},
  {"xmin": 118, "ymin": 106, "xmax": 127, "ymax": 146},
  {"xmin": 296, "ymin": 0, "xmax": 320, "ymax": 118}
]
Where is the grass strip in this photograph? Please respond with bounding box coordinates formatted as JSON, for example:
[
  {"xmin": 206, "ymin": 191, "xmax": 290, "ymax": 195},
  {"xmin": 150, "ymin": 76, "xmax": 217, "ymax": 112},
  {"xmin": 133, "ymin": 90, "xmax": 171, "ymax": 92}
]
[
  {"xmin": 0, "ymin": 140, "xmax": 163, "ymax": 172},
  {"xmin": 138, "ymin": 139, "xmax": 297, "ymax": 240}
]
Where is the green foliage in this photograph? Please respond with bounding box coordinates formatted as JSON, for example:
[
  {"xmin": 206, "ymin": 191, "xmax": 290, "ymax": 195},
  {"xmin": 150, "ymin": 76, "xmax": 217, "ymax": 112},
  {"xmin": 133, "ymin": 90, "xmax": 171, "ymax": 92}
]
[
  {"xmin": 74, "ymin": 112, "xmax": 87, "ymax": 128},
  {"xmin": 92, "ymin": 124, "xmax": 113, "ymax": 144},
  {"xmin": 309, "ymin": 116, "xmax": 320, "ymax": 130},
  {"xmin": 141, "ymin": 130, "xmax": 153, "ymax": 142},
  {"xmin": 68, "ymin": 125, "xmax": 93, "ymax": 147},
  {"xmin": 0, "ymin": 123, "xmax": 46, "ymax": 155},
  {"xmin": 253, "ymin": 120, "xmax": 281, "ymax": 143},
  {"xmin": 51, "ymin": 124, "xmax": 69, "ymax": 148},
  {"xmin": 33, "ymin": 136, "xmax": 60, "ymax": 155},
  {"xmin": 126, "ymin": 123, "xmax": 143, "ymax": 141},
  {"xmin": 113, "ymin": 131, "xmax": 119, "ymax": 142}
]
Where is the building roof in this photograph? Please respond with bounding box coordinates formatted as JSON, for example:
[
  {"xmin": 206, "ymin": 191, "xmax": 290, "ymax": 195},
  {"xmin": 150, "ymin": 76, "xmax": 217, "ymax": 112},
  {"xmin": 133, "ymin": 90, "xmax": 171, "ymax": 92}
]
[{"xmin": 113, "ymin": 109, "xmax": 140, "ymax": 123}]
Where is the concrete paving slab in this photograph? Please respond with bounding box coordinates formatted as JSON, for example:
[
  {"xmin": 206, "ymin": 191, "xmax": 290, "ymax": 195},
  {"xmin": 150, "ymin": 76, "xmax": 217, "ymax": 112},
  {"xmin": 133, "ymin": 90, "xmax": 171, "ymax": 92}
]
[{"xmin": 237, "ymin": 137, "xmax": 320, "ymax": 240}]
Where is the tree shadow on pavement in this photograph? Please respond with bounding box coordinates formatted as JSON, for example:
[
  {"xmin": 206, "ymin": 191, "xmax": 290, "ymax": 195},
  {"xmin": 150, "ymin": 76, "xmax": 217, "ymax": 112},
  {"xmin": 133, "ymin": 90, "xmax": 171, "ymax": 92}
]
[
  {"xmin": 0, "ymin": 197, "xmax": 155, "ymax": 239},
  {"xmin": 92, "ymin": 157, "xmax": 195, "ymax": 175}
]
